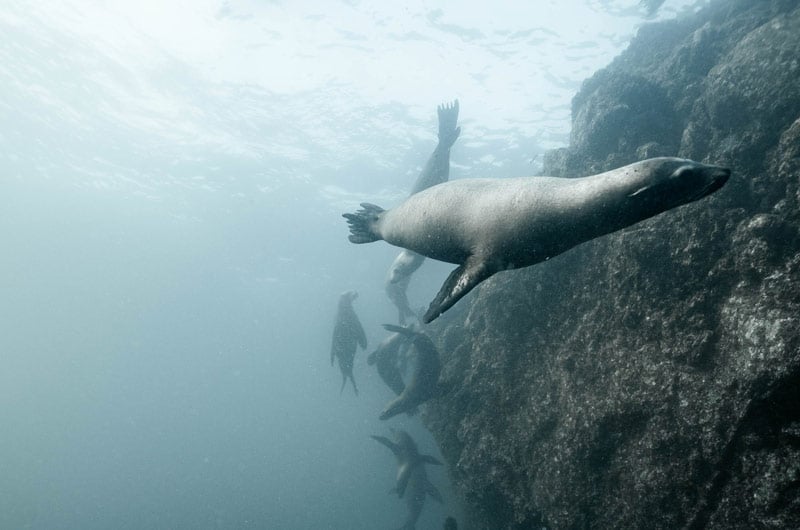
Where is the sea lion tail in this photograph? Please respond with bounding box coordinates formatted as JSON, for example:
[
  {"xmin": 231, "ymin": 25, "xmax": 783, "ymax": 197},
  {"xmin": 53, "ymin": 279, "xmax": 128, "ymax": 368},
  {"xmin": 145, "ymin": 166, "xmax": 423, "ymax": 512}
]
[
  {"xmin": 437, "ymin": 99, "xmax": 460, "ymax": 149},
  {"xmin": 342, "ymin": 203, "xmax": 384, "ymax": 244}
]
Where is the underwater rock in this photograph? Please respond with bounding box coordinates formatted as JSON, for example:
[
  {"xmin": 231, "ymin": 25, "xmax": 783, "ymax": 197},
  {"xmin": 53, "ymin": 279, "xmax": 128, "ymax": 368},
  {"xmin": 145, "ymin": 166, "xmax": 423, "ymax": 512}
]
[{"xmin": 422, "ymin": 0, "xmax": 800, "ymax": 528}]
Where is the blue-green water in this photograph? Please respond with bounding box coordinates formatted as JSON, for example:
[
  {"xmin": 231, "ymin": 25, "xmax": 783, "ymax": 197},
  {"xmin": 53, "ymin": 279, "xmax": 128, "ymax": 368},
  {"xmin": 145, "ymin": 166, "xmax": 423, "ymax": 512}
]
[{"xmin": 0, "ymin": 1, "xmax": 709, "ymax": 528}]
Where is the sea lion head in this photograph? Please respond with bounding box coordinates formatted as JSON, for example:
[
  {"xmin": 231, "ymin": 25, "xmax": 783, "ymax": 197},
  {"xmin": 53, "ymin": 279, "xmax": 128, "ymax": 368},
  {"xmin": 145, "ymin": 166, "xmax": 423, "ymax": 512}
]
[
  {"xmin": 340, "ymin": 290, "xmax": 358, "ymax": 301},
  {"xmin": 338, "ymin": 290, "xmax": 358, "ymax": 309},
  {"xmin": 625, "ymin": 157, "xmax": 730, "ymax": 212}
]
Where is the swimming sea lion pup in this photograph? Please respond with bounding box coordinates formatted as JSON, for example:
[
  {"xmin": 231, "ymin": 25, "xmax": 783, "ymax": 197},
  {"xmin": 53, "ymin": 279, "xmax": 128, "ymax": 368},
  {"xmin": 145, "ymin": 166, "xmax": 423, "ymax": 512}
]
[
  {"xmin": 344, "ymin": 157, "xmax": 730, "ymax": 322},
  {"xmin": 372, "ymin": 429, "xmax": 444, "ymax": 530},
  {"xmin": 330, "ymin": 290, "xmax": 367, "ymax": 395},
  {"xmin": 379, "ymin": 324, "xmax": 441, "ymax": 420},
  {"xmin": 385, "ymin": 271, "xmax": 416, "ymax": 326}
]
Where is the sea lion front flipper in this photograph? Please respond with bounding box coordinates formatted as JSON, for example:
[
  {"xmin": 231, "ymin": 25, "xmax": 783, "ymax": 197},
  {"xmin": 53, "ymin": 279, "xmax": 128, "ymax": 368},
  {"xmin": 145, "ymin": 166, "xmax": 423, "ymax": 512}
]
[
  {"xmin": 423, "ymin": 257, "xmax": 494, "ymax": 323},
  {"xmin": 425, "ymin": 479, "xmax": 444, "ymax": 504},
  {"xmin": 382, "ymin": 323, "xmax": 416, "ymax": 336},
  {"xmin": 371, "ymin": 435, "xmax": 401, "ymax": 457},
  {"xmin": 419, "ymin": 454, "xmax": 443, "ymax": 466}
]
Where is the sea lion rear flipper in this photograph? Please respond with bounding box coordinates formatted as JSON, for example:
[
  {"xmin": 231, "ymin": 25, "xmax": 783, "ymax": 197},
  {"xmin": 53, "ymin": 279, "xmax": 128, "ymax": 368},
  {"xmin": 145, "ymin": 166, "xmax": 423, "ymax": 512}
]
[
  {"xmin": 420, "ymin": 454, "xmax": 443, "ymax": 466},
  {"xmin": 437, "ymin": 99, "xmax": 460, "ymax": 149},
  {"xmin": 399, "ymin": 303, "xmax": 415, "ymax": 326},
  {"xmin": 423, "ymin": 257, "xmax": 494, "ymax": 323}
]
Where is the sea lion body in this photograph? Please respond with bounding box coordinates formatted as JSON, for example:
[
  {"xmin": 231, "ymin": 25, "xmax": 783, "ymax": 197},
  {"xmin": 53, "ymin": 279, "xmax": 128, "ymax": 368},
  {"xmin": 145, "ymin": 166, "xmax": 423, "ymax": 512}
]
[
  {"xmin": 372, "ymin": 430, "xmax": 444, "ymax": 530},
  {"xmin": 367, "ymin": 329, "xmax": 408, "ymax": 396},
  {"xmin": 385, "ymin": 270, "xmax": 416, "ymax": 325},
  {"xmin": 330, "ymin": 291, "xmax": 367, "ymax": 395},
  {"xmin": 346, "ymin": 157, "xmax": 730, "ymax": 322},
  {"xmin": 379, "ymin": 325, "xmax": 441, "ymax": 421},
  {"xmin": 387, "ymin": 249, "xmax": 425, "ymax": 284}
]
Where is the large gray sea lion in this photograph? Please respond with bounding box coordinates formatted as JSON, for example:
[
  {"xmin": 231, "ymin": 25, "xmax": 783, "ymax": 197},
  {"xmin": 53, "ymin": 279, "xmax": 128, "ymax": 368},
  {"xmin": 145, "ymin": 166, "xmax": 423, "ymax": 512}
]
[
  {"xmin": 379, "ymin": 324, "xmax": 441, "ymax": 420},
  {"xmin": 386, "ymin": 100, "xmax": 460, "ymax": 323},
  {"xmin": 371, "ymin": 429, "xmax": 444, "ymax": 530},
  {"xmin": 345, "ymin": 157, "xmax": 730, "ymax": 323},
  {"xmin": 330, "ymin": 290, "xmax": 367, "ymax": 395}
]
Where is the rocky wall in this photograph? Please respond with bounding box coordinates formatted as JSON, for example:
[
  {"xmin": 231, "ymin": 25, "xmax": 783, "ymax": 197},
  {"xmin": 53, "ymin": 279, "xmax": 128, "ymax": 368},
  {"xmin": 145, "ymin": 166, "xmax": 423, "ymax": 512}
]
[{"xmin": 423, "ymin": 1, "xmax": 800, "ymax": 528}]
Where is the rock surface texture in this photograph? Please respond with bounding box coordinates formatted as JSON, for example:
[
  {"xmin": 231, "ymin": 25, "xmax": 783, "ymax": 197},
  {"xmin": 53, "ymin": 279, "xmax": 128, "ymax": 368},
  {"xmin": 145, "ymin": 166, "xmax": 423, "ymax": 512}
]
[{"xmin": 423, "ymin": 1, "xmax": 800, "ymax": 528}]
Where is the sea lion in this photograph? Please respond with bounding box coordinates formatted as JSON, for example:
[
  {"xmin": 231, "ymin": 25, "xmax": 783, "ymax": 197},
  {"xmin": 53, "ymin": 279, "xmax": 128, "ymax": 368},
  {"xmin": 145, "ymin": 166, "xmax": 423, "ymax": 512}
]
[
  {"xmin": 379, "ymin": 324, "xmax": 441, "ymax": 421},
  {"xmin": 410, "ymin": 99, "xmax": 460, "ymax": 194},
  {"xmin": 385, "ymin": 270, "xmax": 416, "ymax": 326},
  {"xmin": 387, "ymin": 249, "xmax": 425, "ymax": 285},
  {"xmin": 386, "ymin": 100, "xmax": 460, "ymax": 322},
  {"xmin": 344, "ymin": 157, "xmax": 730, "ymax": 323},
  {"xmin": 330, "ymin": 290, "xmax": 367, "ymax": 395},
  {"xmin": 367, "ymin": 328, "xmax": 409, "ymax": 397},
  {"xmin": 371, "ymin": 429, "xmax": 444, "ymax": 530}
]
